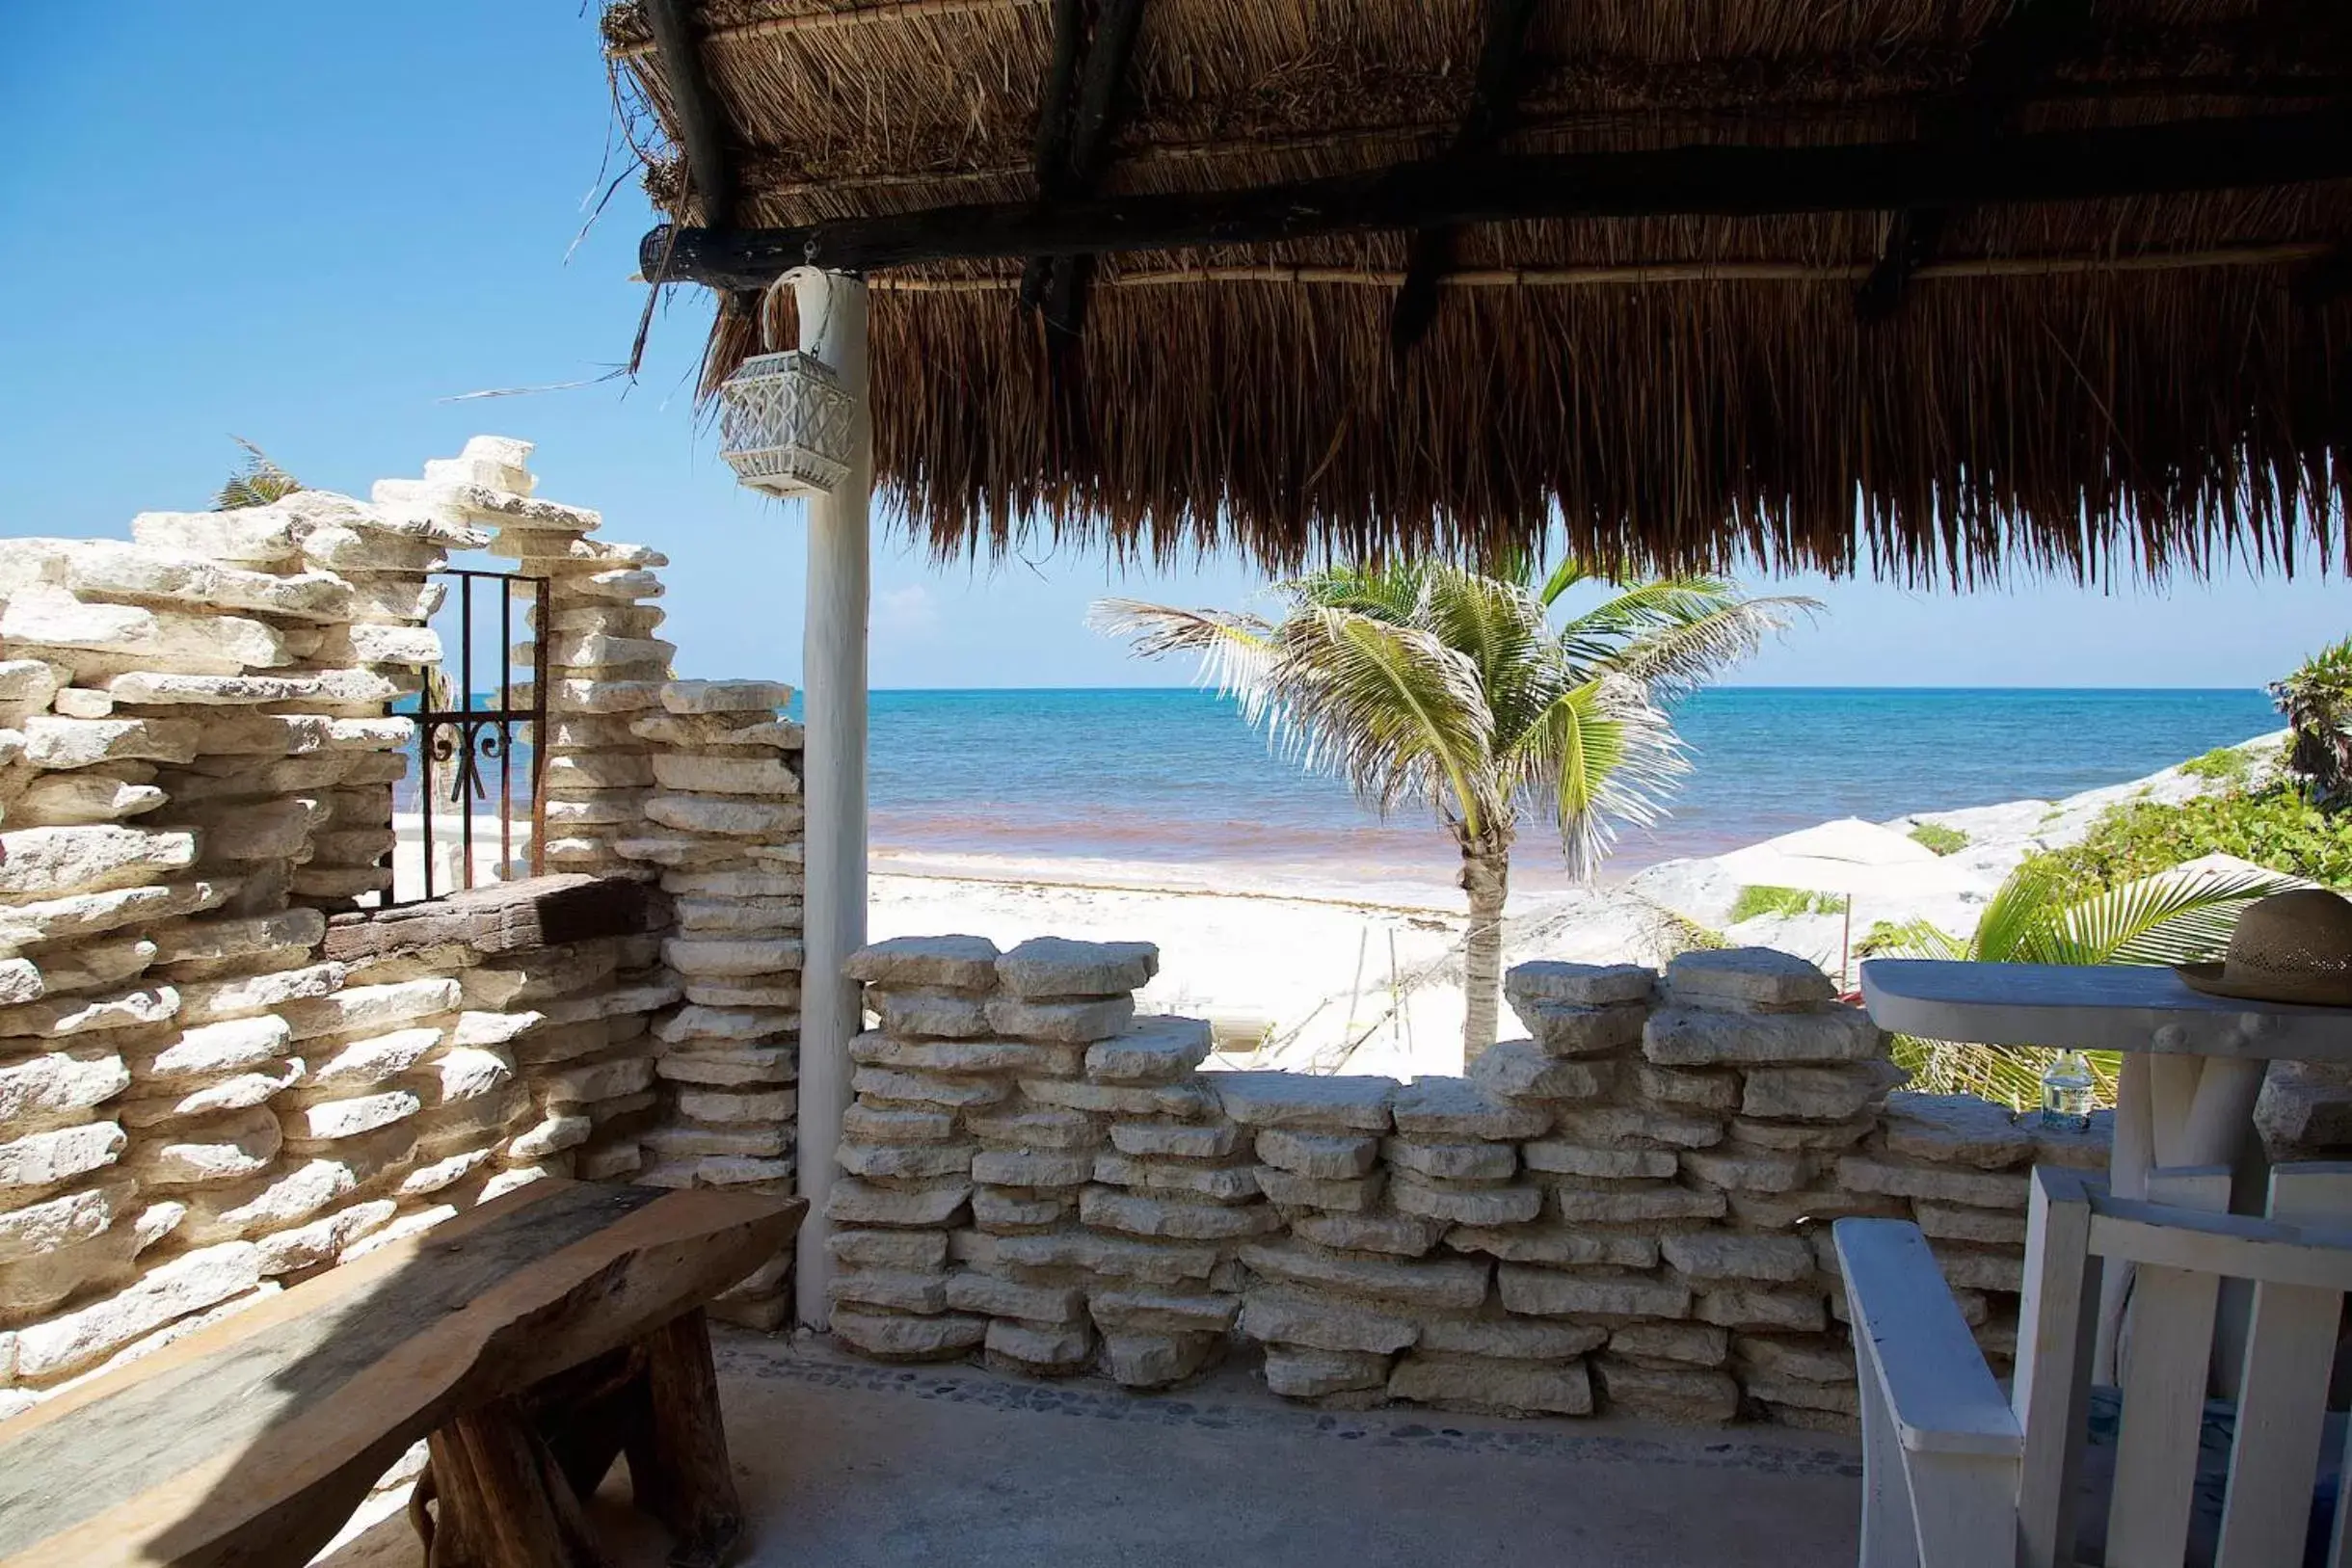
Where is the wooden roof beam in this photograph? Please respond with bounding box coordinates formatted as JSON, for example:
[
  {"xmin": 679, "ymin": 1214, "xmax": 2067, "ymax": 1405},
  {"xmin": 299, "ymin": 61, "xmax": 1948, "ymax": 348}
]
[
  {"xmin": 1019, "ymin": 0, "xmax": 1088, "ymax": 312},
  {"xmin": 1391, "ymin": 0, "xmax": 1545, "ymax": 356},
  {"xmin": 1858, "ymin": 0, "xmax": 2095, "ymax": 322},
  {"xmin": 640, "ymin": 107, "xmax": 2352, "ymax": 285},
  {"xmin": 642, "ymin": 0, "xmax": 751, "ymax": 313},
  {"xmin": 1024, "ymin": 0, "xmax": 1149, "ymax": 344}
]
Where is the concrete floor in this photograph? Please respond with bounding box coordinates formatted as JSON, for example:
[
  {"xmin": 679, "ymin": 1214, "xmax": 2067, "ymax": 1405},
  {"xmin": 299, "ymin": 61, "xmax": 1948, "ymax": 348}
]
[{"xmin": 329, "ymin": 1328, "xmax": 1862, "ymax": 1567}]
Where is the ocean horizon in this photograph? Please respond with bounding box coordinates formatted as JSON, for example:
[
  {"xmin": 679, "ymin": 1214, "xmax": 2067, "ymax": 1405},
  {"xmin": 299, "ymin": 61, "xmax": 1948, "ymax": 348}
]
[{"xmin": 861, "ymin": 686, "xmax": 2278, "ymax": 887}]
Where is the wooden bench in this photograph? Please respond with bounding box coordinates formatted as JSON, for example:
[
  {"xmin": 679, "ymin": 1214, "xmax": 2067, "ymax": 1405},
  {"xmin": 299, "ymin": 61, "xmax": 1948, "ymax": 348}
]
[{"xmin": 0, "ymin": 1179, "xmax": 804, "ymax": 1568}]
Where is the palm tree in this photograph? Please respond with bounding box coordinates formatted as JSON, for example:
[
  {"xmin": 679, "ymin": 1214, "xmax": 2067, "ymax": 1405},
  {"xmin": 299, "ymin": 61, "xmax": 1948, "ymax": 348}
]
[
  {"xmin": 1095, "ymin": 560, "xmax": 1815, "ymax": 1062},
  {"xmin": 2270, "ymin": 638, "xmax": 2352, "ymax": 808},
  {"xmin": 1868, "ymin": 858, "xmax": 2298, "ymax": 1104}
]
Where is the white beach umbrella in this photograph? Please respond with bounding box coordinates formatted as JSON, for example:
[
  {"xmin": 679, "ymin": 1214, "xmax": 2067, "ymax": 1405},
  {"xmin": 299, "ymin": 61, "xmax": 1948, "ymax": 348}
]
[{"xmin": 1715, "ymin": 818, "xmax": 1971, "ymax": 985}]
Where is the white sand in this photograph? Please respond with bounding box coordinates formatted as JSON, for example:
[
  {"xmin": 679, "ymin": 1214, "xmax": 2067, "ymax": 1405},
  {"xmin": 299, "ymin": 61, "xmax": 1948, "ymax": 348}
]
[
  {"xmin": 871, "ymin": 731, "xmax": 2287, "ymax": 1079},
  {"xmin": 869, "ymin": 848, "xmax": 1689, "ymax": 1080}
]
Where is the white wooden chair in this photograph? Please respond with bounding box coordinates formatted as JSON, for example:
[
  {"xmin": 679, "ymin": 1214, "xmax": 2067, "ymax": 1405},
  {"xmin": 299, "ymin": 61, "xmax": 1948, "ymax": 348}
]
[{"xmin": 1835, "ymin": 1161, "xmax": 2352, "ymax": 1568}]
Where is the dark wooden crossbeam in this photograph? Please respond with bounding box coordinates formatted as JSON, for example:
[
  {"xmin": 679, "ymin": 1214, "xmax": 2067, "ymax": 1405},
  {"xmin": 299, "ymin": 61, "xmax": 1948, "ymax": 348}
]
[
  {"xmin": 641, "ymin": 107, "xmax": 2352, "ymax": 288},
  {"xmin": 642, "ymin": 0, "xmax": 762, "ymax": 322},
  {"xmin": 1858, "ymin": 0, "xmax": 2096, "ymax": 321},
  {"xmin": 1021, "ymin": 0, "xmax": 1090, "ymax": 313},
  {"xmin": 643, "ymin": 0, "xmax": 732, "ymax": 226},
  {"xmin": 1024, "ymin": 0, "xmax": 1150, "ymax": 340},
  {"xmin": 1391, "ymin": 0, "xmax": 1546, "ymax": 355}
]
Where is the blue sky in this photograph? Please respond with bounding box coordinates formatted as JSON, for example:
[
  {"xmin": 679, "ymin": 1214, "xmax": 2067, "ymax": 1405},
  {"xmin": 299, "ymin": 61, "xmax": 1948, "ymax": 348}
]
[{"xmin": 3, "ymin": 3, "xmax": 2344, "ymax": 691}]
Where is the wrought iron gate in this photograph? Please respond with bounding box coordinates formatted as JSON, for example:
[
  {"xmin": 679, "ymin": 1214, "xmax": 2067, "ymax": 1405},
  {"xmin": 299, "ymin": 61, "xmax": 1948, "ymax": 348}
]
[{"xmin": 399, "ymin": 569, "xmax": 550, "ymax": 903}]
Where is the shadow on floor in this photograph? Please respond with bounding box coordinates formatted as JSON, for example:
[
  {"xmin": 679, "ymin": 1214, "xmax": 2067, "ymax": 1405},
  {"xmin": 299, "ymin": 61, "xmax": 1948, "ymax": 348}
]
[{"xmin": 328, "ymin": 1327, "xmax": 1862, "ymax": 1568}]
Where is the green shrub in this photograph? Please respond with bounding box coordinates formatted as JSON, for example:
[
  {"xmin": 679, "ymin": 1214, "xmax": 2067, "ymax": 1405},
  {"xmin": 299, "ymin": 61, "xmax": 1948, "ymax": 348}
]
[
  {"xmin": 2024, "ymin": 784, "xmax": 2352, "ymax": 902},
  {"xmin": 2272, "ymin": 637, "xmax": 2352, "ymax": 804},
  {"xmin": 1908, "ymin": 822, "xmax": 1968, "ymax": 856},
  {"xmin": 1656, "ymin": 913, "xmax": 1729, "ymax": 956},
  {"xmin": 2178, "ymin": 746, "xmax": 2252, "ymax": 784},
  {"xmin": 1728, "ymin": 884, "xmax": 1843, "ymax": 922}
]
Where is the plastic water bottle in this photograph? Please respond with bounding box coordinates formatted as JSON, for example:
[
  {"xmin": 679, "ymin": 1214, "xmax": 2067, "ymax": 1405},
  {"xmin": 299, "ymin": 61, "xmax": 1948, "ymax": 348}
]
[{"xmin": 2039, "ymin": 1050, "xmax": 2095, "ymax": 1129}]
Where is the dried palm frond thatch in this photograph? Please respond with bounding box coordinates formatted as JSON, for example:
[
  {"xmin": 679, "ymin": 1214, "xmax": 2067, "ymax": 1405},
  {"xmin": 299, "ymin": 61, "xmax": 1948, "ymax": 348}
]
[{"xmin": 601, "ymin": 0, "xmax": 2352, "ymax": 582}]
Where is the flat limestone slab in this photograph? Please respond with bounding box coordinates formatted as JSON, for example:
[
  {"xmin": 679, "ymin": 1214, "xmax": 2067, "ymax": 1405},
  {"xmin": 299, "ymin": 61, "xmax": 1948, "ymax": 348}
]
[
  {"xmin": 1859, "ymin": 959, "xmax": 2352, "ymax": 1060},
  {"xmin": 0, "ymin": 1180, "xmax": 802, "ymax": 1568}
]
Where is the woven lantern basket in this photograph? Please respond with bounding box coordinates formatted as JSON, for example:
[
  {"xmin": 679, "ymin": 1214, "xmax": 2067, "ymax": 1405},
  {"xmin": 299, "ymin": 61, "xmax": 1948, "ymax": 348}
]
[{"xmin": 718, "ymin": 346, "xmax": 856, "ymax": 496}]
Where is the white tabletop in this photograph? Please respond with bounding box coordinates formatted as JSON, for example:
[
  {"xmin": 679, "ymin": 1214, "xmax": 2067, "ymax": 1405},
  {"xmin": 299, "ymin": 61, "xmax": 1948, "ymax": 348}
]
[{"xmin": 1858, "ymin": 959, "xmax": 2352, "ymax": 1060}]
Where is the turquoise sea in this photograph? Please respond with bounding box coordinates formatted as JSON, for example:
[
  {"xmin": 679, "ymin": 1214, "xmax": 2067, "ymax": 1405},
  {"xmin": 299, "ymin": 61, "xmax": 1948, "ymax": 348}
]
[{"xmin": 866, "ymin": 688, "xmax": 2279, "ymax": 884}]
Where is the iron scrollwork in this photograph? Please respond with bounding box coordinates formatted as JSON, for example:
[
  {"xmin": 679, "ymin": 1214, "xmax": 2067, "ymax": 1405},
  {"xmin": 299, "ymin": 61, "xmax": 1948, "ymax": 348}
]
[{"xmin": 401, "ymin": 570, "xmax": 551, "ymax": 904}]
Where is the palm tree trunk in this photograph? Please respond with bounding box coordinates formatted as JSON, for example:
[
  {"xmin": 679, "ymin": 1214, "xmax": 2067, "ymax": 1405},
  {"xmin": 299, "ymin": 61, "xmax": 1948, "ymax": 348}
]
[{"xmin": 1457, "ymin": 831, "xmax": 1511, "ymax": 1064}]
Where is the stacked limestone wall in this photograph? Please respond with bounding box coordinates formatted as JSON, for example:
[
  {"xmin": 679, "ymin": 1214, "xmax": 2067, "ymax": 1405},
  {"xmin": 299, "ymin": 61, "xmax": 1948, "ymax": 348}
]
[
  {"xmin": 0, "ymin": 439, "xmax": 808, "ymax": 1421},
  {"xmin": 628, "ymin": 679, "xmax": 806, "ymax": 1330},
  {"xmin": 0, "ymin": 469, "xmax": 468, "ymax": 1410},
  {"xmin": 824, "ymin": 936, "xmax": 2113, "ymax": 1428}
]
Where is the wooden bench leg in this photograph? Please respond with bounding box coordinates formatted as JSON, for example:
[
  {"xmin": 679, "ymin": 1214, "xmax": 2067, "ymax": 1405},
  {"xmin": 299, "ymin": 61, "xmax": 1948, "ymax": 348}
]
[
  {"xmin": 417, "ymin": 1396, "xmax": 610, "ymax": 1568},
  {"xmin": 624, "ymin": 1309, "xmax": 745, "ymax": 1568}
]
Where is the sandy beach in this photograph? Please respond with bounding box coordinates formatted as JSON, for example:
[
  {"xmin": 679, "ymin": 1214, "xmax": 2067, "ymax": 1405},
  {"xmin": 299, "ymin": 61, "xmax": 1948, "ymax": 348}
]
[
  {"xmin": 869, "ymin": 852, "xmax": 1671, "ymax": 1081},
  {"xmin": 390, "ymin": 726, "xmax": 2286, "ymax": 1082},
  {"xmin": 866, "ymin": 729, "xmax": 2287, "ymax": 1080}
]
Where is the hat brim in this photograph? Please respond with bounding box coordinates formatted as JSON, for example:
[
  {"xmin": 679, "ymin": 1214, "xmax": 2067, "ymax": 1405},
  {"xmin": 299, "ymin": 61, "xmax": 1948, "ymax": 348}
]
[{"xmin": 2175, "ymin": 962, "xmax": 2352, "ymax": 1008}]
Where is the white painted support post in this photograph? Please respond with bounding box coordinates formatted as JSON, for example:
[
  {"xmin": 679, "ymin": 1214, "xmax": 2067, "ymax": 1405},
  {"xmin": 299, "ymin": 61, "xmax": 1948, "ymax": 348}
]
[{"xmin": 789, "ymin": 268, "xmax": 871, "ymax": 1331}]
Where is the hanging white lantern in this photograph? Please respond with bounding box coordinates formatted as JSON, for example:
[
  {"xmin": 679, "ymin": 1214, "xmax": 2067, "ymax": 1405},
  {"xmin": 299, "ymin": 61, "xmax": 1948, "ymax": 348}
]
[{"xmin": 718, "ymin": 347, "xmax": 858, "ymax": 497}]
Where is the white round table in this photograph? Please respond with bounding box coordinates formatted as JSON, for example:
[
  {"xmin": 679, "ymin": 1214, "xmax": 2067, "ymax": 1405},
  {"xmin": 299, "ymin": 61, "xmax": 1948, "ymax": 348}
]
[{"xmin": 1858, "ymin": 958, "xmax": 2352, "ymax": 1379}]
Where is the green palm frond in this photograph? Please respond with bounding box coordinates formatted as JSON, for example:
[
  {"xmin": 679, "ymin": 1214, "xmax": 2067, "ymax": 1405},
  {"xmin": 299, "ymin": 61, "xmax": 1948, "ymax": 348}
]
[
  {"xmin": 1292, "ymin": 564, "xmax": 1426, "ymax": 624},
  {"xmin": 2046, "ymin": 866, "xmax": 2298, "ymax": 967},
  {"xmin": 1965, "ymin": 858, "xmax": 2070, "ymax": 963},
  {"xmin": 1098, "ymin": 556, "xmax": 1793, "ymax": 880},
  {"xmin": 1420, "ymin": 571, "xmax": 1550, "ymax": 736},
  {"xmin": 1508, "ymin": 674, "xmax": 1689, "ymax": 878},
  {"xmin": 1885, "ymin": 859, "xmax": 2297, "ymax": 968},
  {"xmin": 1866, "ymin": 917, "xmax": 1970, "ymax": 961},
  {"xmin": 1086, "ymin": 600, "xmax": 1280, "ymax": 722},
  {"xmin": 1596, "ymin": 595, "xmax": 1824, "ymax": 700},
  {"xmin": 214, "ymin": 437, "xmax": 303, "ymax": 511},
  {"xmin": 1273, "ymin": 607, "xmax": 1499, "ymax": 832},
  {"xmin": 1536, "ymin": 558, "xmax": 1594, "ymax": 609}
]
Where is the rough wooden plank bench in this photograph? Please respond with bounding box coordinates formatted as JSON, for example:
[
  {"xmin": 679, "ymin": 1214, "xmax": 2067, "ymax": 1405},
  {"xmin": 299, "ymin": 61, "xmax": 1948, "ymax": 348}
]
[{"xmin": 0, "ymin": 1179, "xmax": 804, "ymax": 1568}]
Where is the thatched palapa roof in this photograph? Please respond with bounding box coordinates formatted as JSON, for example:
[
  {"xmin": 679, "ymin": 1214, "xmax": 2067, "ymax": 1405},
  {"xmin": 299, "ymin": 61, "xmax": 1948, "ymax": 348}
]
[{"xmin": 602, "ymin": 0, "xmax": 2352, "ymax": 582}]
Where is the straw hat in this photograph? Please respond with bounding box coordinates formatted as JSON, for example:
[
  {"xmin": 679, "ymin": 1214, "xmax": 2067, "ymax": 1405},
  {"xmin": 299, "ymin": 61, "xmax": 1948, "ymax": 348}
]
[{"xmin": 2176, "ymin": 888, "xmax": 2352, "ymax": 1006}]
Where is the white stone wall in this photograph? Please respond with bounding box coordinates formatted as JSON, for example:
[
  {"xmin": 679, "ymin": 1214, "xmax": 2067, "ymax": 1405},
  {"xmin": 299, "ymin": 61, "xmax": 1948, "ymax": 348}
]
[
  {"xmin": 826, "ymin": 938, "xmax": 2112, "ymax": 1427},
  {"xmin": 0, "ymin": 439, "xmax": 808, "ymax": 1413}
]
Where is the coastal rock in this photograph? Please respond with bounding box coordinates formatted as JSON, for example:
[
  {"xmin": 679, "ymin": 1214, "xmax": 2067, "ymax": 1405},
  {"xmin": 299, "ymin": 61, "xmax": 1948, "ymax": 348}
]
[
  {"xmin": 1388, "ymin": 1353, "xmax": 1593, "ymax": 1417},
  {"xmin": 0, "ymin": 826, "xmax": 198, "ymax": 897},
  {"xmin": 844, "ymin": 935, "xmax": 1001, "ymax": 990},
  {"xmin": 1388, "ymin": 1076, "xmax": 1549, "ymax": 1140},
  {"xmin": 660, "ymin": 680, "xmax": 793, "ymax": 715},
  {"xmin": 1240, "ymin": 1287, "xmax": 1418, "ymax": 1356},
  {"xmin": 1084, "ymin": 1015, "xmax": 1211, "ymax": 1081},
  {"xmin": 1881, "ymin": 1092, "xmax": 2035, "ymax": 1168},
  {"xmin": 1237, "ymin": 1239, "xmax": 1489, "ymax": 1310},
  {"xmin": 1211, "ymin": 1073, "xmax": 1396, "ymax": 1131},
  {"xmin": 1504, "ymin": 960, "xmax": 1657, "ymax": 1007},
  {"xmin": 1643, "ymin": 1005, "xmax": 1882, "ymax": 1067},
  {"xmin": 1262, "ymin": 1344, "xmax": 1391, "ymax": 1397},
  {"xmin": 996, "ymin": 937, "xmax": 1159, "ymax": 998},
  {"xmin": 983, "ymin": 993, "xmax": 1135, "ymax": 1044},
  {"xmin": 1112, "ymin": 1119, "xmax": 1239, "ymax": 1159},
  {"xmin": 1665, "ymin": 948, "xmax": 1837, "ymax": 1009},
  {"xmin": 1254, "ymin": 1129, "xmax": 1378, "ymax": 1179}
]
